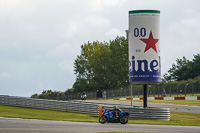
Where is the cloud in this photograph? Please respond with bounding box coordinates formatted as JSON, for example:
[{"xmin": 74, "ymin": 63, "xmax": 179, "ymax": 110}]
[
  {"xmin": 47, "ymin": 43, "xmax": 70, "ymax": 58},
  {"xmin": 64, "ymin": 15, "xmax": 110, "ymax": 38},
  {"xmin": 65, "ymin": 21, "xmax": 80, "ymax": 37},
  {"xmin": 46, "ymin": 43, "xmax": 79, "ymax": 73},
  {"xmin": 58, "ymin": 59, "xmax": 74, "ymax": 72},
  {"xmin": 88, "ymin": 0, "xmax": 127, "ymax": 13},
  {"xmin": 31, "ymin": 54, "xmax": 42, "ymax": 60},
  {"xmin": 105, "ymin": 28, "xmax": 121, "ymax": 38},
  {"xmin": 84, "ymin": 16, "xmax": 110, "ymax": 27},
  {"xmin": 64, "ymin": 14, "xmax": 88, "ymax": 37},
  {"xmin": 46, "ymin": 43, "xmax": 79, "ymax": 59},
  {"xmin": 0, "ymin": 72, "xmax": 12, "ymax": 78}
]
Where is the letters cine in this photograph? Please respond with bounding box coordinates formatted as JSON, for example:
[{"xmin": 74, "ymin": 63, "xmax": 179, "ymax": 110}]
[{"xmin": 129, "ymin": 10, "xmax": 161, "ymax": 84}]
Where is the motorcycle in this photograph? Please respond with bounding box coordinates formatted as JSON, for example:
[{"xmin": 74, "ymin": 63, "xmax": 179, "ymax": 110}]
[{"xmin": 99, "ymin": 108, "xmax": 129, "ymax": 124}]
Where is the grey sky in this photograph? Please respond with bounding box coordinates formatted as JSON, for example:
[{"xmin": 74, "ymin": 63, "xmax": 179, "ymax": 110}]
[{"xmin": 0, "ymin": 0, "xmax": 200, "ymax": 97}]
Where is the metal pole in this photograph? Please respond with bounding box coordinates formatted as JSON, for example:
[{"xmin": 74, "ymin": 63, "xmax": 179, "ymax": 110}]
[
  {"xmin": 170, "ymin": 85, "xmax": 171, "ymax": 97},
  {"xmin": 192, "ymin": 84, "xmax": 194, "ymax": 96},
  {"xmin": 185, "ymin": 84, "xmax": 186, "ymax": 97},
  {"xmin": 131, "ymin": 84, "xmax": 133, "ymax": 107},
  {"xmin": 185, "ymin": 83, "xmax": 188, "ymax": 97},
  {"xmin": 125, "ymin": 30, "xmax": 129, "ymax": 39},
  {"xmin": 177, "ymin": 86, "xmax": 179, "ymax": 97},
  {"xmin": 143, "ymin": 84, "xmax": 147, "ymax": 108}
]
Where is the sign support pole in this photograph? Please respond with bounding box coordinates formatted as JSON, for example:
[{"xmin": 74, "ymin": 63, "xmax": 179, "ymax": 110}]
[
  {"xmin": 143, "ymin": 84, "xmax": 147, "ymax": 108},
  {"xmin": 131, "ymin": 84, "xmax": 133, "ymax": 107}
]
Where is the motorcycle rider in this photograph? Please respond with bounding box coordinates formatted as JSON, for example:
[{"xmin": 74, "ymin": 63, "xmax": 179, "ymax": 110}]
[
  {"xmin": 112, "ymin": 105, "xmax": 122, "ymax": 117},
  {"xmin": 81, "ymin": 92, "xmax": 87, "ymax": 101}
]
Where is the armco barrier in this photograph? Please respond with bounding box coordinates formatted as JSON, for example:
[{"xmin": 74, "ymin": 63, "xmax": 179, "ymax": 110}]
[
  {"xmin": 0, "ymin": 95, "xmax": 170, "ymax": 120},
  {"xmin": 101, "ymin": 105, "xmax": 170, "ymax": 120},
  {"xmin": 0, "ymin": 95, "xmax": 99, "ymax": 114}
]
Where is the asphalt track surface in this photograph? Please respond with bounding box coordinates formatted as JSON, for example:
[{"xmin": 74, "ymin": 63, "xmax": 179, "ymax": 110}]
[
  {"xmin": 85, "ymin": 100, "xmax": 200, "ymax": 113},
  {"xmin": 1, "ymin": 117, "xmax": 200, "ymax": 133}
]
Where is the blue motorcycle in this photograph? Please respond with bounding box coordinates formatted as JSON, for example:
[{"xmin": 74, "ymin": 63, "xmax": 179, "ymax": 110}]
[{"xmin": 99, "ymin": 106, "xmax": 129, "ymax": 124}]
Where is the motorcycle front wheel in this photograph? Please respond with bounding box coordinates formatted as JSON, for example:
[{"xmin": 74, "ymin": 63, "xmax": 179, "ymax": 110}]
[
  {"xmin": 119, "ymin": 116, "xmax": 128, "ymax": 124},
  {"xmin": 99, "ymin": 116, "xmax": 108, "ymax": 124}
]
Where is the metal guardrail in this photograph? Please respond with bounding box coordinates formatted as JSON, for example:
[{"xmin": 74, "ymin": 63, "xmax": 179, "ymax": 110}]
[
  {"xmin": 0, "ymin": 95, "xmax": 99, "ymax": 114},
  {"xmin": 0, "ymin": 95, "xmax": 170, "ymax": 120},
  {"xmin": 102, "ymin": 106, "xmax": 170, "ymax": 120}
]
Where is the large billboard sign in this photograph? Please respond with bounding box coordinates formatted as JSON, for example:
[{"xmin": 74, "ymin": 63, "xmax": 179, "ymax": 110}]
[{"xmin": 129, "ymin": 10, "xmax": 161, "ymax": 84}]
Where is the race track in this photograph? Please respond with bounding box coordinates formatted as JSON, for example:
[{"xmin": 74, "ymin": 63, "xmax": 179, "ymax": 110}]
[
  {"xmin": 0, "ymin": 117, "xmax": 200, "ymax": 133},
  {"xmin": 85, "ymin": 100, "xmax": 200, "ymax": 113}
]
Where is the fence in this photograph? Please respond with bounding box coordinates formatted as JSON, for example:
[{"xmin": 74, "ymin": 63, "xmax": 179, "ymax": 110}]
[
  {"xmin": 0, "ymin": 95, "xmax": 170, "ymax": 120},
  {"xmin": 106, "ymin": 83, "xmax": 200, "ymax": 99},
  {"xmin": 39, "ymin": 83, "xmax": 200, "ymax": 101}
]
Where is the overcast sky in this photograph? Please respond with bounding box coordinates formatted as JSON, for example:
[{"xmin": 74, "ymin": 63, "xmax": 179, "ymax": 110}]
[{"xmin": 0, "ymin": 0, "xmax": 200, "ymax": 97}]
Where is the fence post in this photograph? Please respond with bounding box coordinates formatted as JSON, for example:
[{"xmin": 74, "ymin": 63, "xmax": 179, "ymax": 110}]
[
  {"xmin": 185, "ymin": 84, "xmax": 188, "ymax": 97},
  {"xmin": 177, "ymin": 86, "xmax": 178, "ymax": 97},
  {"xmin": 131, "ymin": 85, "xmax": 133, "ymax": 107},
  {"xmin": 192, "ymin": 84, "xmax": 194, "ymax": 96}
]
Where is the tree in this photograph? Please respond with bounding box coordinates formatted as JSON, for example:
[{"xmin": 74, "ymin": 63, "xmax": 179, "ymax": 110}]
[
  {"xmin": 190, "ymin": 54, "xmax": 200, "ymax": 78},
  {"xmin": 163, "ymin": 54, "xmax": 200, "ymax": 81},
  {"xmin": 107, "ymin": 37, "xmax": 129, "ymax": 89},
  {"xmin": 31, "ymin": 93, "xmax": 39, "ymax": 98},
  {"xmin": 73, "ymin": 41, "xmax": 110, "ymax": 92},
  {"xmin": 73, "ymin": 36, "xmax": 129, "ymax": 92}
]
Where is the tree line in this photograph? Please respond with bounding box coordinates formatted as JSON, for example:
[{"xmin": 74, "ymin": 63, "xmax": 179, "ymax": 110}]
[
  {"xmin": 31, "ymin": 36, "xmax": 200, "ymax": 99},
  {"xmin": 31, "ymin": 88, "xmax": 74, "ymax": 99}
]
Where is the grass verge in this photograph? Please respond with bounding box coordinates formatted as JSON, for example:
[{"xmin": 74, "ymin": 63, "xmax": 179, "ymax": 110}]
[
  {"xmin": 118, "ymin": 100, "xmax": 200, "ymax": 106},
  {"xmin": 119, "ymin": 93, "xmax": 200, "ymax": 98},
  {"xmin": 0, "ymin": 105, "xmax": 200, "ymax": 126},
  {"xmin": 0, "ymin": 105, "xmax": 97, "ymax": 122},
  {"xmin": 147, "ymin": 100, "xmax": 200, "ymax": 106},
  {"xmin": 129, "ymin": 111, "xmax": 200, "ymax": 126}
]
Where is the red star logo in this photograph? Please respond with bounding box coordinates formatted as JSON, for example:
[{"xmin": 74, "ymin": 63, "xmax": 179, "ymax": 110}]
[{"xmin": 140, "ymin": 30, "xmax": 159, "ymax": 53}]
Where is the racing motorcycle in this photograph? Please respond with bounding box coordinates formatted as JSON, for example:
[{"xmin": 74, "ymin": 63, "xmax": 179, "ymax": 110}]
[{"xmin": 99, "ymin": 106, "xmax": 129, "ymax": 124}]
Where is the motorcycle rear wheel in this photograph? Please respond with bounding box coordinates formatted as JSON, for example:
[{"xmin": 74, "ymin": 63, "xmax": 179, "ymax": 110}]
[
  {"xmin": 119, "ymin": 116, "xmax": 128, "ymax": 124},
  {"xmin": 99, "ymin": 116, "xmax": 108, "ymax": 124}
]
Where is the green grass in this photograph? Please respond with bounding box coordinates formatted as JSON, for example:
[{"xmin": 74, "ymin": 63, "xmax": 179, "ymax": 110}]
[
  {"xmin": 117, "ymin": 93, "xmax": 200, "ymax": 99},
  {"xmin": 0, "ymin": 105, "xmax": 200, "ymax": 126},
  {"xmin": 0, "ymin": 105, "xmax": 97, "ymax": 122},
  {"xmin": 147, "ymin": 100, "xmax": 200, "ymax": 106},
  {"xmin": 126, "ymin": 100, "xmax": 200, "ymax": 106},
  {"xmin": 129, "ymin": 111, "xmax": 200, "ymax": 126},
  {"xmin": 114, "ymin": 99, "xmax": 200, "ymax": 106}
]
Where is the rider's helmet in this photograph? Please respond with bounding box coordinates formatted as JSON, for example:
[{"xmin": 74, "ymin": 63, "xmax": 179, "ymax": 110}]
[{"xmin": 113, "ymin": 105, "xmax": 118, "ymax": 110}]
